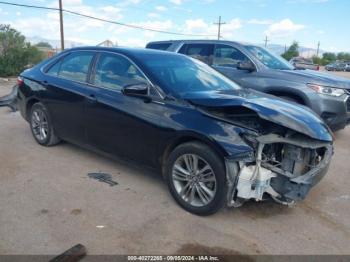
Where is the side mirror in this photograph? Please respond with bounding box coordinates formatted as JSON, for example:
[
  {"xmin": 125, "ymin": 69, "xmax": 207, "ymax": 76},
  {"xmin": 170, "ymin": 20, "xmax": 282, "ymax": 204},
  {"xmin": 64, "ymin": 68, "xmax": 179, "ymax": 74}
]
[
  {"xmin": 237, "ymin": 61, "xmax": 255, "ymax": 72},
  {"xmin": 122, "ymin": 83, "xmax": 149, "ymax": 98}
]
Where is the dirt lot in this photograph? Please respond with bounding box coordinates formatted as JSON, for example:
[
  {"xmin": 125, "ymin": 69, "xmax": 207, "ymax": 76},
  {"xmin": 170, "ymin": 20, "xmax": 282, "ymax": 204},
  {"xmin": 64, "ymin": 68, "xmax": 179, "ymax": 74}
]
[{"xmin": 0, "ymin": 73, "xmax": 350, "ymax": 256}]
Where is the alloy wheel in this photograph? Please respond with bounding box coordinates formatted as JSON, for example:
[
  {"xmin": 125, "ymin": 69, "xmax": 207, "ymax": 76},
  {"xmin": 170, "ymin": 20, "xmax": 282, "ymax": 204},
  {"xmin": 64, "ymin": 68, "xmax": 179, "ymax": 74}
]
[
  {"xmin": 172, "ymin": 154, "xmax": 217, "ymax": 207},
  {"xmin": 31, "ymin": 108, "xmax": 49, "ymax": 142}
]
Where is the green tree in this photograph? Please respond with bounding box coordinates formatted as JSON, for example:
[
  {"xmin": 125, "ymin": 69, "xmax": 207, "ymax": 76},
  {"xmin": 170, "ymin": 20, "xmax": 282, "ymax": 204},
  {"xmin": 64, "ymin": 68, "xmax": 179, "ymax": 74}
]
[
  {"xmin": 0, "ymin": 24, "xmax": 45, "ymax": 77},
  {"xmin": 35, "ymin": 41, "xmax": 53, "ymax": 49},
  {"xmin": 337, "ymin": 52, "xmax": 350, "ymax": 61},
  {"xmin": 281, "ymin": 41, "xmax": 299, "ymax": 61},
  {"xmin": 312, "ymin": 55, "xmax": 322, "ymax": 65},
  {"xmin": 321, "ymin": 52, "xmax": 337, "ymax": 65}
]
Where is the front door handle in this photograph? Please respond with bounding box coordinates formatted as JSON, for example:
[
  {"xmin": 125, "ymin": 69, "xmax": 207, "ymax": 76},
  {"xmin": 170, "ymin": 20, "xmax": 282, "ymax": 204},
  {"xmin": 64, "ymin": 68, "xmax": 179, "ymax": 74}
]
[{"xmin": 87, "ymin": 94, "xmax": 97, "ymax": 103}]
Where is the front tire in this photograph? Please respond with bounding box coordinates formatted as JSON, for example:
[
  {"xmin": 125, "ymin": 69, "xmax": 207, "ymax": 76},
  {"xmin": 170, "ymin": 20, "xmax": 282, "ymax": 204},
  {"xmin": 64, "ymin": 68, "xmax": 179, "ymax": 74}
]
[
  {"xmin": 165, "ymin": 142, "xmax": 227, "ymax": 216},
  {"xmin": 30, "ymin": 102, "xmax": 60, "ymax": 146}
]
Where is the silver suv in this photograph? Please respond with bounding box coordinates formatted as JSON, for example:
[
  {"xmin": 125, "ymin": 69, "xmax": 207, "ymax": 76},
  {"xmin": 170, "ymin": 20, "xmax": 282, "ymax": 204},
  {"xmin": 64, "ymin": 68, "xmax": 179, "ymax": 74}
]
[{"xmin": 146, "ymin": 40, "xmax": 350, "ymax": 131}]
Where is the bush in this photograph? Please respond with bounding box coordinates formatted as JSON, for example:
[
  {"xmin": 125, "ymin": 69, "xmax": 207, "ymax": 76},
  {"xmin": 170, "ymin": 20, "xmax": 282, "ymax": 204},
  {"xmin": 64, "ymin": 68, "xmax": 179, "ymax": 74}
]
[{"xmin": 0, "ymin": 24, "xmax": 45, "ymax": 77}]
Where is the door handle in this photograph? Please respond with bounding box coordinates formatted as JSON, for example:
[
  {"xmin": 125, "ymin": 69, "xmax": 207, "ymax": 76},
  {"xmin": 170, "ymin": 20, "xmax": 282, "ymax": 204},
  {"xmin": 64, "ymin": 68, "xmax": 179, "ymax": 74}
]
[
  {"xmin": 40, "ymin": 80, "xmax": 49, "ymax": 86},
  {"xmin": 87, "ymin": 94, "xmax": 97, "ymax": 103}
]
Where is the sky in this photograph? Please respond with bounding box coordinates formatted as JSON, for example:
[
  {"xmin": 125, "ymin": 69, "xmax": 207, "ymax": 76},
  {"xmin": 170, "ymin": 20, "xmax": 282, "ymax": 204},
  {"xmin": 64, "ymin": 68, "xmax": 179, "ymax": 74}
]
[{"xmin": 0, "ymin": 0, "xmax": 349, "ymax": 52}]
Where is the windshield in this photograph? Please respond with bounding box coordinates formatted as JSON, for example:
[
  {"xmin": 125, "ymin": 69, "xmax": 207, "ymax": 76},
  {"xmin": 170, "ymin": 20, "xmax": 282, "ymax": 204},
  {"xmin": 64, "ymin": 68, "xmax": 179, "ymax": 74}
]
[
  {"xmin": 246, "ymin": 45, "xmax": 294, "ymax": 70},
  {"xmin": 139, "ymin": 53, "xmax": 241, "ymax": 96}
]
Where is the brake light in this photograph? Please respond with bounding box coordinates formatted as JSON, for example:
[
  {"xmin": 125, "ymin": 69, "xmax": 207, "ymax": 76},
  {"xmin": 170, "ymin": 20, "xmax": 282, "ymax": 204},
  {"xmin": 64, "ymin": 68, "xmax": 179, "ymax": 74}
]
[{"xmin": 17, "ymin": 76, "xmax": 24, "ymax": 86}]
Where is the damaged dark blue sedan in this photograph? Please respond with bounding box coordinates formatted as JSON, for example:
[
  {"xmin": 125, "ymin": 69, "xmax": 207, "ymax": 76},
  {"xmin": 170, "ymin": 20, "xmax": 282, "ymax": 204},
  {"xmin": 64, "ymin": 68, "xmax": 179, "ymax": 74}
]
[{"xmin": 17, "ymin": 47, "xmax": 333, "ymax": 215}]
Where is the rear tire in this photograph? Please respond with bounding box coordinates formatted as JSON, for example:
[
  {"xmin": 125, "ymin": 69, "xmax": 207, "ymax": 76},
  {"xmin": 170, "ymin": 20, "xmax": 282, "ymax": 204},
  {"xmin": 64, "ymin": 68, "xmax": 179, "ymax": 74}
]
[
  {"xmin": 30, "ymin": 102, "xmax": 60, "ymax": 146},
  {"xmin": 165, "ymin": 142, "xmax": 227, "ymax": 216}
]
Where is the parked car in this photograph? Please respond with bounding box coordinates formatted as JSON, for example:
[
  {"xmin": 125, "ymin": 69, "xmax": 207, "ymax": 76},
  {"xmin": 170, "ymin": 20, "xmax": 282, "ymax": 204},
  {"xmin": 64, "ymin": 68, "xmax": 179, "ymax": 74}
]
[
  {"xmin": 289, "ymin": 57, "xmax": 319, "ymax": 71},
  {"xmin": 326, "ymin": 62, "xmax": 350, "ymax": 71},
  {"xmin": 17, "ymin": 47, "xmax": 333, "ymax": 215},
  {"xmin": 146, "ymin": 40, "xmax": 350, "ymax": 131}
]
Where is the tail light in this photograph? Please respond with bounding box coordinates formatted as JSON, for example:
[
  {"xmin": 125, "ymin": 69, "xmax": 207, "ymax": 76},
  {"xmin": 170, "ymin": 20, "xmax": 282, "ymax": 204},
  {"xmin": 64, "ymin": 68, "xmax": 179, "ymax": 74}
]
[
  {"xmin": 17, "ymin": 76, "xmax": 24, "ymax": 87},
  {"xmin": 316, "ymin": 65, "xmax": 320, "ymax": 71}
]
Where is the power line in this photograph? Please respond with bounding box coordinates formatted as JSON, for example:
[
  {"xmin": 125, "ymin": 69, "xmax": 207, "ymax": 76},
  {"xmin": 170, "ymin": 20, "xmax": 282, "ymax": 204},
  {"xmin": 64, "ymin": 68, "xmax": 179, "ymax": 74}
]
[{"xmin": 0, "ymin": 1, "xmax": 215, "ymax": 37}]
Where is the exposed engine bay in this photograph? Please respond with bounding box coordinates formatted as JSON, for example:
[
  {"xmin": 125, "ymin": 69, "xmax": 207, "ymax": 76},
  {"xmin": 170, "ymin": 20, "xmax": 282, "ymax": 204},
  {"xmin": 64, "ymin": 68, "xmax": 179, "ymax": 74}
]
[{"xmin": 203, "ymin": 105, "xmax": 333, "ymax": 207}]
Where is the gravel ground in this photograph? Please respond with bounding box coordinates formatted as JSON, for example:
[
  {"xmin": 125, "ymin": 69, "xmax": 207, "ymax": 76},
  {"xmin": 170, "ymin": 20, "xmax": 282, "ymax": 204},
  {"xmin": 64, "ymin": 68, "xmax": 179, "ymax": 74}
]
[{"xmin": 0, "ymin": 73, "xmax": 350, "ymax": 256}]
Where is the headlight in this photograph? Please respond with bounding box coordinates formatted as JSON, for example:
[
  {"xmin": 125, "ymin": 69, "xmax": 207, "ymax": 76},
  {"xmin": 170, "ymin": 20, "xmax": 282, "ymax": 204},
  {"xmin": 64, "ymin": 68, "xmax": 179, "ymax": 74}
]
[{"xmin": 307, "ymin": 83, "xmax": 345, "ymax": 97}]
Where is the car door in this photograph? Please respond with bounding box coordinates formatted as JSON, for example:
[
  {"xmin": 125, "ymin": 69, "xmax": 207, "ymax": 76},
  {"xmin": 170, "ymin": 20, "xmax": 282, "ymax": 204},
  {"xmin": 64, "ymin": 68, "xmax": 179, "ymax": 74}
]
[
  {"xmin": 43, "ymin": 51, "xmax": 95, "ymax": 144},
  {"xmin": 211, "ymin": 44, "xmax": 255, "ymax": 86},
  {"xmin": 84, "ymin": 52, "xmax": 164, "ymax": 166}
]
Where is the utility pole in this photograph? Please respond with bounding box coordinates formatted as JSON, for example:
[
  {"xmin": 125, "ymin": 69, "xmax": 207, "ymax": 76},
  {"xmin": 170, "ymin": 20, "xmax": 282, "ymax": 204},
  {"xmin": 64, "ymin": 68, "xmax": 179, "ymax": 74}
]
[
  {"xmin": 59, "ymin": 0, "xmax": 65, "ymax": 50},
  {"xmin": 316, "ymin": 41, "xmax": 320, "ymax": 57},
  {"xmin": 214, "ymin": 16, "xmax": 226, "ymax": 40},
  {"xmin": 264, "ymin": 35, "xmax": 269, "ymax": 48}
]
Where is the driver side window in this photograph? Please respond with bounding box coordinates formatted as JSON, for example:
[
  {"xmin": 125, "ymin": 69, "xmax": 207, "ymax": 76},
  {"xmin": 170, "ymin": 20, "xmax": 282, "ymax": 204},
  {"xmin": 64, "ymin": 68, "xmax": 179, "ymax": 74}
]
[
  {"xmin": 94, "ymin": 53, "xmax": 148, "ymax": 91},
  {"xmin": 213, "ymin": 44, "xmax": 249, "ymax": 68}
]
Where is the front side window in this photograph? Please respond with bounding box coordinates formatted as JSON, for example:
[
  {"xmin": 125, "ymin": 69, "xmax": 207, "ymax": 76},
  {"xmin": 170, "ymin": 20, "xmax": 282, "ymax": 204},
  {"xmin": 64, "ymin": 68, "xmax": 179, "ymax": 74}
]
[
  {"xmin": 94, "ymin": 53, "xmax": 148, "ymax": 91},
  {"xmin": 57, "ymin": 52, "xmax": 94, "ymax": 82},
  {"xmin": 180, "ymin": 44, "xmax": 214, "ymax": 65},
  {"xmin": 246, "ymin": 45, "xmax": 294, "ymax": 70},
  {"xmin": 213, "ymin": 44, "xmax": 249, "ymax": 68}
]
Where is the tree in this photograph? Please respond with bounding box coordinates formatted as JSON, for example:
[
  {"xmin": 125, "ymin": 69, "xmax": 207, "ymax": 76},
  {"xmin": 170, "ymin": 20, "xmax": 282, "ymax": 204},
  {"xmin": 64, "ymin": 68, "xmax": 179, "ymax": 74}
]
[
  {"xmin": 281, "ymin": 41, "xmax": 299, "ymax": 61},
  {"xmin": 337, "ymin": 52, "xmax": 350, "ymax": 61},
  {"xmin": 321, "ymin": 52, "xmax": 337, "ymax": 65},
  {"xmin": 0, "ymin": 24, "xmax": 45, "ymax": 77},
  {"xmin": 35, "ymin": 41, "xmax": 53, "ymax": 49}
]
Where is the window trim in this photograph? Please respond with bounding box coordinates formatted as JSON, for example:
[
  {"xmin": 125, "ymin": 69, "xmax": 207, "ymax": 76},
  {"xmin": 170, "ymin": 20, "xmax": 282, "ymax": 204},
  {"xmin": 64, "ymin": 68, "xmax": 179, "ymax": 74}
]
[{"xmin": 42, "ymin": 50, "xmax": 97, "ymax": 85}]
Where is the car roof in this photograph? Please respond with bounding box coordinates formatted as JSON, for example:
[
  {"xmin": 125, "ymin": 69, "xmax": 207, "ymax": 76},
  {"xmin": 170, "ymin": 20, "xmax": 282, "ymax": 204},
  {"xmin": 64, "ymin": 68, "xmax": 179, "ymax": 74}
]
[
  {"xmin": 61, "ymin": 46, "xmax": 179, "ymax": 57},
  {"xmin": 146, "ymin": 39, "xmax": 254, "ymax": 47}
]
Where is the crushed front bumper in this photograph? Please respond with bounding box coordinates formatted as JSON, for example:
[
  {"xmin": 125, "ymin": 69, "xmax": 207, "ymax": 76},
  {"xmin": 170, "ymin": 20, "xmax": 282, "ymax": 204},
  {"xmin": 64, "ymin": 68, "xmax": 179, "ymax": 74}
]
[{"xmin": 226, "ymin": 133, "xmax": 333, "ymax": 207}]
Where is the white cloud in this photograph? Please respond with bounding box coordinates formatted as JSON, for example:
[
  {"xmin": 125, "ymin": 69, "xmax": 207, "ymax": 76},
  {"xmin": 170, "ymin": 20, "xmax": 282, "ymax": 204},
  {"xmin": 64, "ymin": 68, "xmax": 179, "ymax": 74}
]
[
  {"xmin": 155, "ymin": 6, "xmax": 167, "ymax": 11},
  {"xmin": 265, "ymin": 19, "xmax": 305, "ymax": 38},
  {"xmin": 170, "ymin": 0, "xmax": 183, "ymax": 5},
  {"xmin": 148, "ymin": 12, "xmax": 161, "ymax": 18},
  {"xmin": 247, "ymin": 19, "xmax": 273, "ymax": 25},
  {"xmin": 184, "ymin": 18, "xmax": 242, "ymax": 38}
]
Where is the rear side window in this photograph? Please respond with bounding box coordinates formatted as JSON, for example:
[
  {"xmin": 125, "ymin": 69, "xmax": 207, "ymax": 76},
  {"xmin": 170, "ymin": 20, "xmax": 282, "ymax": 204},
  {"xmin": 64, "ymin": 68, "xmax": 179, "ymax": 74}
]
[
  {"xmin": 47, "ymin": 52, "xmax": 94, "ymax": 82},
  {"xmin": 93, "ymin": 53, "xmax": 147, "ymax": 91},
  {"xmin": 213, "ymin": 44, "xmax": 249, "ymax": 68},
  {"xmin": 179, "ymin": 44, "xmax": 214, "ymax": 65},
  {"xmin": 146, "ymin": 43, "xmax": 172, "ymax": 50}
]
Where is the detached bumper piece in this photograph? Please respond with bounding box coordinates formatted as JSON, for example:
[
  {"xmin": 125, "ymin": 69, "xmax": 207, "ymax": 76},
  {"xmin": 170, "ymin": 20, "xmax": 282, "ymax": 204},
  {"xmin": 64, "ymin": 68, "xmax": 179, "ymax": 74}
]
[
  {"xmin": 0, "ymin": 85, "xmax": 18, "ymax": 112},
  {"xmin": 227, "ymin": 133, "xmax": 333, "ymax": 206}
]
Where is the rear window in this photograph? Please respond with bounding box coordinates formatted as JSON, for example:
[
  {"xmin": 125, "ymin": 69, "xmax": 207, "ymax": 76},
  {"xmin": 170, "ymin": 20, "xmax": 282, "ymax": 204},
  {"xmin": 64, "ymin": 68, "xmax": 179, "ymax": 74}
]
[
  {"xmin": 46, "ymin": 52, "xmax": 94, "ymax": 83},
  {"xmin": 146, "ymin": 43, "xmax": 172, "ymax": 51}
]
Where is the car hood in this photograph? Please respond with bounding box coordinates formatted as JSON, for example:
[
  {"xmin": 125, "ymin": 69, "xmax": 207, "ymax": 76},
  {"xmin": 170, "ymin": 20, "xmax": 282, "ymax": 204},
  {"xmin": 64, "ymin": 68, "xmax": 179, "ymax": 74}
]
[
  {"xmin": 275, "ymin": 69, "xmax": 350, "ymax": 90},
  {"xmin": 183, "ymin": 89, "xmax": 332, "ymax": 142}
]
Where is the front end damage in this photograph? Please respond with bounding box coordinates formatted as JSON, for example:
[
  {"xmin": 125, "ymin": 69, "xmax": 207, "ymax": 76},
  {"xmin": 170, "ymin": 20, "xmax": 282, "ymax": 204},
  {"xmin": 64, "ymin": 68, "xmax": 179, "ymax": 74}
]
[
  {"xmin": 188, "ymin": 90, "xmax": 334, "ymax": 207},
  {"xmin": 226, "ymin": 133, "xmax": 333, "ymax": 207}
]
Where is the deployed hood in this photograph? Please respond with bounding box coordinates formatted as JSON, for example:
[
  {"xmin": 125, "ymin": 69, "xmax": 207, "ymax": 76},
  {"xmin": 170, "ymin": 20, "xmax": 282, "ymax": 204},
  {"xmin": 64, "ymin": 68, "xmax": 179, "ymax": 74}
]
[
  {"xmin": 274, "ymin": 69, "xmax": 350, "ymax": 90},
  {"xmin": 183, "ymin": 89, "xmax": 332, "ymax": 142}
]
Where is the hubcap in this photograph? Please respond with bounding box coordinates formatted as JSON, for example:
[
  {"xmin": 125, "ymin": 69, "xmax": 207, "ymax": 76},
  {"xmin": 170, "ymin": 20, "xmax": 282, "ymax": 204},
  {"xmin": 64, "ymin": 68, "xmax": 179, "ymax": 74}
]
[
  {"xmin": 172, "ymin": 154, "xmax": 217, "ymax": 207},
  {"xmin": 31, "ymin": 109, "xmax": 48, "ymax": 141}
]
